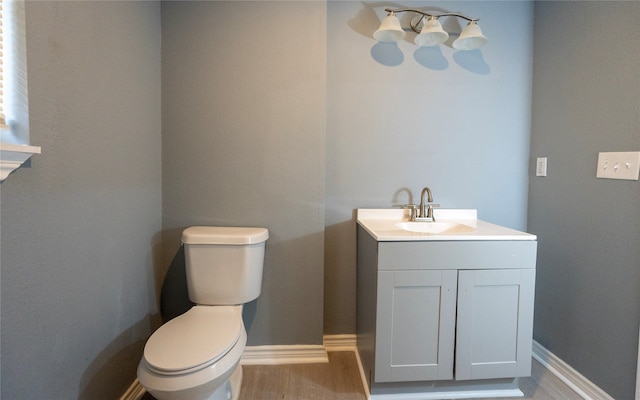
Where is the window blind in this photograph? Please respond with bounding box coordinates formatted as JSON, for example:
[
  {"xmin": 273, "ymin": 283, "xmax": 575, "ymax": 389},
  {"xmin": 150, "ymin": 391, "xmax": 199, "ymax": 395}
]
[
  {"xmin": 0, "ymin": 0, "xmax": 7, "ymax": 129},
  {"xmin": 0, "ymin": 0, "xmax": 38, "ymax": 182},
  {"xmin": 0, "ymin": 0, "xmax": 29, "ymax": 143}
]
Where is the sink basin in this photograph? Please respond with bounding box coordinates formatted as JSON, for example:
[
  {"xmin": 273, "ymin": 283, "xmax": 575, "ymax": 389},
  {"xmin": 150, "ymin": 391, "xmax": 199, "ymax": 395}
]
[
  {"xmin": 357, "ymin": 209, "xmax": 536, "ymax": 241},
  {"xmin": 395, "ymin": 221, "xmax": 476, "ymax": 234}
]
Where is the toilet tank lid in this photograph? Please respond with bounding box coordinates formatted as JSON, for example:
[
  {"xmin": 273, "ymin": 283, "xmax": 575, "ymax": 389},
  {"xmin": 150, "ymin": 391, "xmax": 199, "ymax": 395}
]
[{"xmin": 182, "ymin": 226, "xmax": 269, "ymax": 245}]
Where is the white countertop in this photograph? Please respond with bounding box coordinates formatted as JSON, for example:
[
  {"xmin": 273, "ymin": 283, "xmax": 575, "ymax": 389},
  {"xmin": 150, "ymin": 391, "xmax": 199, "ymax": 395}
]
[{"xmin": 357, "ymin": 209, "xmax": 537, "ymax": 241}]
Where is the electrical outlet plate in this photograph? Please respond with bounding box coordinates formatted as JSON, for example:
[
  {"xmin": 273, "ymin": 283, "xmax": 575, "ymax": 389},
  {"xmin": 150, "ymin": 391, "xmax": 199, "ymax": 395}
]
[{"xmin": 596, "ymin": 151, "xmax": 640, "ymax": 180}]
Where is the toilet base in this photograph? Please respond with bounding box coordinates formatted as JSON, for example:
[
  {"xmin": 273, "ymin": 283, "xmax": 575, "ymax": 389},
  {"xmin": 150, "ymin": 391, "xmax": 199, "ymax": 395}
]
[
  {"xmin": 230, "ymin": 365, "xmax": 243, "ymax": 400},
  {"xmin": 140, "ymin": 362, "xmax": 243, "ymax": 400},
  {"xmin": 207, "ymin": 365, "xmax": 242, "ymax": 400}
]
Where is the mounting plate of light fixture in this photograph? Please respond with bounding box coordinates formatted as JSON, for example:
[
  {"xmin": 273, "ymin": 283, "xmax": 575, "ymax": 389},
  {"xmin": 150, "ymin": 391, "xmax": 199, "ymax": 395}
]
[{"xmin": 373, "ymin": 7, "xmax": 487, "ymax": 50}]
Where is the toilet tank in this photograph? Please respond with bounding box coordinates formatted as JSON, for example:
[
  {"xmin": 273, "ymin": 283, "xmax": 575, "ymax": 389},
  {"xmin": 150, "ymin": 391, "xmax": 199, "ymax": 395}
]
[{"xmin": 182, "ymin": 226, "xmax": 269, "ymax": 305}]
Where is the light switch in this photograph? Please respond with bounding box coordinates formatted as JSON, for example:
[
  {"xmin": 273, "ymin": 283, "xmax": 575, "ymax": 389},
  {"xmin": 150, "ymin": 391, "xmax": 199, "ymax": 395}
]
[
  {"xmin": 536, "ymin": 157, "xmax": 547, "ymax": 177},
  {"xmin": 596, "ymin": 151, "xmax": 640, "ymax": 180}
]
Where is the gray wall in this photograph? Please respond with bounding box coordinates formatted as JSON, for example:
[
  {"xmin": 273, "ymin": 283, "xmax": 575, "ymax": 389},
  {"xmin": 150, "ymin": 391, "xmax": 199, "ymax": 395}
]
[
  {"xmin": 529, "ymin": 2, "xmax": 640, "ymax": 399},
  {"xmin": 325, "ymin": 1, "xmax": 534, "ymax": 333},
  {"xmin": 0, "ymin": 2, "xmax": 162, "ymax": 399},
  {"xmin": 160, "ymin": 1, "xmax": 327, "ymax": 346}
]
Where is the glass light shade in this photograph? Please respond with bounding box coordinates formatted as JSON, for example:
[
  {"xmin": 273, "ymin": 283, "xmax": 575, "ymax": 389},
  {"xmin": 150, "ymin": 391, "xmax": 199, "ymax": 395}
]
[
  {"xmin": 452, "ymin": 21, "xmax": 488, "ymax": 50},
  {"xmin": 373, "ymin": 12, "xmax": 406, "ymax": 42},
  {"xmin": 414, "ymin": 16, "xmax": 449, "ymax": 47}
]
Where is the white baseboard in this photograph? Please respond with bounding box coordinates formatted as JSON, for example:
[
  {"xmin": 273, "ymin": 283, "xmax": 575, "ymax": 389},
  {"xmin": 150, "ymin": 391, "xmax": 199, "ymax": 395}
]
[
  {"xmin": 120, "ymin": 378, "xmax": 146, "ymax": 400},
  {"xmin": 324, "ymin": 333, "xmax": 358, "ymax": 352},
  {"xmin": 364, "ymin": 389, "xmax": 524, "ymax": 400},
  {"xmin": 532, "ymin": 340, "xmax": 613, "ymax": 400},
  {"xmin": 241, "ymin": 343, "xmax": 328, "ymax": 365}
]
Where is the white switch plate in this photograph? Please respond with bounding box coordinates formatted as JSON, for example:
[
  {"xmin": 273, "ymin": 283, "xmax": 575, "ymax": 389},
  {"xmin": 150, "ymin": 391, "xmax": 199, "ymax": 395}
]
[
  {"xmin": 596, "ymin": 151, "xmax": 640, "ymax": 180},
  {"xmin": 536, "ymin": 157, "xmax": 547, "ymax": 177}
]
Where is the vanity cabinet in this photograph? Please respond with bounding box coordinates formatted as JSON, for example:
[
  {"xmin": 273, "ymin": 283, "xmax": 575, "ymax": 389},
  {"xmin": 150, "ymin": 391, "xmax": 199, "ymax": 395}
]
[{"xmin": 357, "ymin": 227, "xmax": 537, "ymax": 386}]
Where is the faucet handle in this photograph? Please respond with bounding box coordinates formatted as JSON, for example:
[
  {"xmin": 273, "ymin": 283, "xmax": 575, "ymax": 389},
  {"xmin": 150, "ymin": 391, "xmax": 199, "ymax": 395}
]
[
  {"xmin": 403, "ymin": 204, "xmax": 419, "ymax": 221},
  {"xmin": 426, "ymin": 203, "xmax": 440, "ymax": 221}
]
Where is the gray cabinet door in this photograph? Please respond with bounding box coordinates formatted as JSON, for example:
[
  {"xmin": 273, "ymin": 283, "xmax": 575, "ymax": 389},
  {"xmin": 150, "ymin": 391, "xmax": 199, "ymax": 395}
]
[
  {"xmin": 375, "ymin": 269, "xmax": 457, "ymax": 382},
  {"xmin": 455, "ymin": 269, "xmax": 536, "ymax": 380}
]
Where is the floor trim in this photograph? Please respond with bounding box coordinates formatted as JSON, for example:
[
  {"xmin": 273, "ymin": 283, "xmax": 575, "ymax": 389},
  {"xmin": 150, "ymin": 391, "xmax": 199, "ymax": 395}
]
[
  {"xmin": 241, "ymin": 343, "xmax": 329, "ymax": 365},
  {"xmin": 119, "ymin": 379, "xmax": 146, "ymax": 400},
  {"xmin": 532, "ymin": 340, "xmax": 613, "ymax": 400},
  {"xmin": 324, "ymin": 333, "xmax": 358, "ymax": 352},
  {"xmin": 364, "ymin": 389, "xmax": 525, "ymax": 400}
]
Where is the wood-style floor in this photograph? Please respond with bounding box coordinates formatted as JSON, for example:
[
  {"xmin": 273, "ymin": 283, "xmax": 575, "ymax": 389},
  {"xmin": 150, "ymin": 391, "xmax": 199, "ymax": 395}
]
[
  {"xmin": 142, "ymin": 351, "xmax": 582, "ymax": 400},
  {"xmin": 239, "ymin": 352, "xmax": 365, "ymax": 400}
]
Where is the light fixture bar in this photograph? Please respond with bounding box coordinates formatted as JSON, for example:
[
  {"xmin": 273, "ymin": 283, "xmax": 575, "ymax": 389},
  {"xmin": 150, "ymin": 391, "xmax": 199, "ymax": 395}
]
[
  {"xmin": 384, "ymin": 7, "xmax": 479, "ymax": 34},
  {"xmin": 384, "ymin": 7, "xmax": 478, "ymax": 20}
]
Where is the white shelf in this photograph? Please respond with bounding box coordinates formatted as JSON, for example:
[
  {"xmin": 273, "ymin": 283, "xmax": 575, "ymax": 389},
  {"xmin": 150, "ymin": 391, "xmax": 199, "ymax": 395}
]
[{"xmin": 0, "ymin": 143, "xmax": 41, "ymax": 182}]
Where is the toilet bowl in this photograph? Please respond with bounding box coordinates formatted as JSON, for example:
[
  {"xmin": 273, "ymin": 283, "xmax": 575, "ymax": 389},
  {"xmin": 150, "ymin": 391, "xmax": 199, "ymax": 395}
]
[
  {"xmin": 138, "ymin": 305, "xmax": 246, "ymax": 400},
  {"xmin": 137, "ymin": 226, "xmax": 268, "ymax": 400}
]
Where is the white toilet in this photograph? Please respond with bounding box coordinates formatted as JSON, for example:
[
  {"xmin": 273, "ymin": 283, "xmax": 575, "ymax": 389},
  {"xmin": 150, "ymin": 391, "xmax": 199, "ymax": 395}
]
[{"xmin": 137, "ymin": 226, "xmax": 269, "ymax": 400}]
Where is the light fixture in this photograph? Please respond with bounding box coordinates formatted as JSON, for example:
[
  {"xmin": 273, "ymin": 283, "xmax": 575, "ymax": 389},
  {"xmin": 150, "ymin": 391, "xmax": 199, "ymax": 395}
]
[
  {"xmin": 374, "ymin": 7, "xmax": 487, "ymax": 50},
  {"xmin": 452, "ymin": 21, "xmax": 488, "ymax": 50},
  {"xmin": 373, "ymin": 11, "xmax": 406, "ymax": 42},
  {"xmin": 414, "ymin": 16, "xmax": 448, "ymax": 47}
]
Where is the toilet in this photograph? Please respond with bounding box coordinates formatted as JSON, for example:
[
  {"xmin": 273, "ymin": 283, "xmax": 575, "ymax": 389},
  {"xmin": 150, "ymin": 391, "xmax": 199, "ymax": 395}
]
[{"xmin": 137, "ymin": 226, "xmax": 269, "ymax": 400}]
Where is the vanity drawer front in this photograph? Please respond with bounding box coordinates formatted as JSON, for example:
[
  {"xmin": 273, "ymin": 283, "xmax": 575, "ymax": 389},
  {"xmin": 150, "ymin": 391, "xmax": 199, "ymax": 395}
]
[{"xmin": 377, "ymin": 241, "xmax": 537, "ymax": 270}]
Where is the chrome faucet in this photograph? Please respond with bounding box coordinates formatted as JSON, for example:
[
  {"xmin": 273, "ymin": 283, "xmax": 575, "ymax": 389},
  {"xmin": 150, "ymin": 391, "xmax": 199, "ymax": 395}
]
[{"xmin": 415, "ymin": 187, "xmax": 439, "ymax": 221}]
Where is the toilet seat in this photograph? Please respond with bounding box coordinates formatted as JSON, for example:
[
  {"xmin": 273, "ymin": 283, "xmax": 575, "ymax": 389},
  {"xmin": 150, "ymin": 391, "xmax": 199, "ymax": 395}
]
[{"xmin": 143, "ymin": 305, "xmax": 243, "ymax": 375}]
